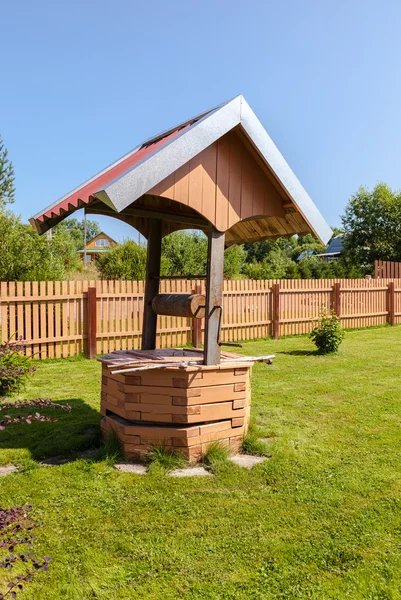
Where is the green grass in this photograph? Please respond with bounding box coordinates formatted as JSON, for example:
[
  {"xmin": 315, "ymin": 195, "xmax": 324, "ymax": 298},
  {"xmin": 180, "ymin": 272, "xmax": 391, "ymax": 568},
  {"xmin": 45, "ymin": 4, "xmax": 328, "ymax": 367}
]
[
  {"xmin": 202, "ymin": 441, "xmax": 230, "ymax": 470},
  {"xmin": 146, "ymin": 443, "xmax": 186, "ymax": 472},
  {"xmin": 1, "ymin": 328, "xmax": 401, "ymax": 598}
]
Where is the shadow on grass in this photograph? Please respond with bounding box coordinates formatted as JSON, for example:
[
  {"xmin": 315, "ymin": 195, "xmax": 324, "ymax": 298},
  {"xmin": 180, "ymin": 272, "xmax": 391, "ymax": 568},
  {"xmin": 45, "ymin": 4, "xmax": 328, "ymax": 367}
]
[
  {"xmin": 0, "ymin": 398, "xmax": 102, "ymax": 461},
  {"xmin": 277, "ymin": 349, "xmax": 320, "ymax": 357}
]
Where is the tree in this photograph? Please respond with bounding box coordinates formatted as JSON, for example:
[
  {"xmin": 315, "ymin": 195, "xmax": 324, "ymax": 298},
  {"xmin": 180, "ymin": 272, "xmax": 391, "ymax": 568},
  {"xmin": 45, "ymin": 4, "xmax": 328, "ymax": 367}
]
[
  {"xmin": 0, "ymin": 135, "xmax": 15, "ymax": 207},
  {"xmin": 161, "ymin": 231, "xmax": 207, "ymax": 276},
  {"xmin": 243, "ymin": 248, "xmax": 293, "ymax": 279},
  {"xmin": 97, "ymin": 231, "xmax": 246, "ymax": 281},
  {"xmin": 341, "ymin": 183, "xmax": 401, "ymax": 268},
  {"xmin": 0, "ymin": 210, "xmax": 81, "ymax": 281},
  {"xmin": 53, "ymin": 217, "xmax": 101, "ymax": 250},
  {"xmin": 97, "ymin": 240, "xmax": 147, "ymax": 280},
  {"xmin": 293, "ymin": 234, "xmax": 325, "ymax": 261},
  {"xmin": 223, "ymin": 245, "xmax": 246, "ymax": 279}
]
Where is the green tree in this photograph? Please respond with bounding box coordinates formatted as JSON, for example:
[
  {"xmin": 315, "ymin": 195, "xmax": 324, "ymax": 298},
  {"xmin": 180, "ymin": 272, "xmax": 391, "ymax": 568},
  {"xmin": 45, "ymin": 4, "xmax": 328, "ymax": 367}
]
[
  {"xmin": 0, "ymin": 135, "xmax": 15, "ymax": 207},
  {"xmin": 53, "ymin": 217, "xmax": 101, "ymax": 250},
  {"xmin": 0, "ymin": 210, "xmax": 79, "ymax": 281},
  {"xmin": 294, "ymin": 234, "xmax": 325, "ymax": 261},
  {"xmin": 97, "ymin": 231, "xmax": 247, "ymax": 281},
  {"xmin": 341, "ymin": 183, "xmax": 401, "ymax": 268},
  {"xmin": 97, "ymin": 240, "xmax": 147, "ymax": 280},
  {"xmin": 243, "ymin": 248, "xmax": 293, "ymax": 279},
  {"xmin": 161, "ymin": 231, "xmax": 207, "ymax": 276},
  {"xmin": 223, "ymin": 245, "xmax": 246, "ymax": 279}
]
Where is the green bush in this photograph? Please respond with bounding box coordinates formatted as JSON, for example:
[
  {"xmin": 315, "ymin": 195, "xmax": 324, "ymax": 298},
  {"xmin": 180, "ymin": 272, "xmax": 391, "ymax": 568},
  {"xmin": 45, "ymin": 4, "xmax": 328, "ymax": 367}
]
[
  {"xmin": 0, "ymin": 337, "xmax": 36, "ymax": 395},
  {"xmin": 97, "ymin": 240, "xmax": 147, "ymax": 280},
  {"xmin": 309, "ymin": 308, "xmax": 345, "ymax": 354}
]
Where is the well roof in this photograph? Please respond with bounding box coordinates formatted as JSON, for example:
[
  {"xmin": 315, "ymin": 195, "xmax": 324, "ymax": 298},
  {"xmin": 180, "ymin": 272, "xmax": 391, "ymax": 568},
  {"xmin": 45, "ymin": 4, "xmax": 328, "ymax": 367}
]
[{"xmin": 30, "ymin": 96, "xmax": 331, "ymax": 245}]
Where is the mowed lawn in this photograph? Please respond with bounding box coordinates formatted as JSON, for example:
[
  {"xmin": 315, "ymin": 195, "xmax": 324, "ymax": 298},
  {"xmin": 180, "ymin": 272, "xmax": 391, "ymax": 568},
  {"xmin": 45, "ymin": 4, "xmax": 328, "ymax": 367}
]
[{"xmin": 1, "ymin": 327, "xmax": 401, "ymax": 599}]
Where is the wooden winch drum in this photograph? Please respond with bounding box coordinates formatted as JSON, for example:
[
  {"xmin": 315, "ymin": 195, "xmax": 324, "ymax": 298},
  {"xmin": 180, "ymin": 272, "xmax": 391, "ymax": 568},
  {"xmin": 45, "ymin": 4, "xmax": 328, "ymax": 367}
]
[{"xmin": 152, "ymin": 293, "xmax": 206, "ymax": 319}]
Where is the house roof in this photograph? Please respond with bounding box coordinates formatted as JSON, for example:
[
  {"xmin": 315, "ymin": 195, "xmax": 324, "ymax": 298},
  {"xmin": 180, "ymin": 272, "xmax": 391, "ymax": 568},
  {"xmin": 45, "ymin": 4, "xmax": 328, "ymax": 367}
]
[
  {"xmin": 30, "ymin": 96, "xmax": 332, "ymax": 245},
  {"xmin": 324, "ymin": 234, "xmax": 344, "ymax": 255},
  {"xmin": 87, "ymin": 231, "xmax": 117, "ymax": 246}
]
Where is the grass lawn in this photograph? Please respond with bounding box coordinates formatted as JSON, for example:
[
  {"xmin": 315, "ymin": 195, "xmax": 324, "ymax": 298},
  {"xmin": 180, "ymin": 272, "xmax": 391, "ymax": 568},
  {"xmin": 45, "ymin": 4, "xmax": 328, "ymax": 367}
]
[{"xmin": 1, "ymin": 327, "xmax": 401, "ymax": 599}]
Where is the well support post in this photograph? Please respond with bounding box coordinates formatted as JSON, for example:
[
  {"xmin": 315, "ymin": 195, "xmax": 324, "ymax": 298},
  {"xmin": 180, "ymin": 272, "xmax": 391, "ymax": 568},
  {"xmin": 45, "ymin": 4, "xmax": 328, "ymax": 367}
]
[
  {"xmin": 142, "ymin": 219, "xmax": 162, "ymax": 350},
  {"xmin": 192, "ymin": 284, "xmax": 203, "ymax": 348},
  {"xmin": 204, "ymin": 226, "xmax": 225, "ymax": 365}
]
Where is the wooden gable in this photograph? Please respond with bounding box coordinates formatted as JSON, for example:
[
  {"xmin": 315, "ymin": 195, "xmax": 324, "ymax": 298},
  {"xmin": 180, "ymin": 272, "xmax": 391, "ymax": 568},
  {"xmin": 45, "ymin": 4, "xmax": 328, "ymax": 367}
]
[
  {"xmin": 150, "ymin": 129, "xmax": 286, "ymax": 233},
  {"xmin": 86, "ymin": 232, "xmax": 117, "ymax": 250}
]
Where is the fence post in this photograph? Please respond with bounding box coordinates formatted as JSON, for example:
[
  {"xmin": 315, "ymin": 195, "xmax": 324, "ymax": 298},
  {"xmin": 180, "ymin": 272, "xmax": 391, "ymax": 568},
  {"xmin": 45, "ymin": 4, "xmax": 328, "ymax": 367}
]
[
  {"xmin": 272, "ymin": 283, "xmax": 280, "ymax": 340},
  {"xmin": 87, "ymin": 287, "xmax": 97, "ymax": 358},
  {"xmin": 388, "ymin": 281, "xmax": 395, "ymax": 326},
  {"xmin": 192, "ymin": 284, "xmax": 202, "ymax": 348},
  {"xmin": 333, "ymin": 283, "xmax": 341, "ymax": 317}
]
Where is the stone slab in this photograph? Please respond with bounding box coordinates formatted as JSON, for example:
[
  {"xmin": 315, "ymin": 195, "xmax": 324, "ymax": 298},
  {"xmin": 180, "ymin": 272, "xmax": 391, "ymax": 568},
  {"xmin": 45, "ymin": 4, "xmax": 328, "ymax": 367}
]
[
  {"xmin": 0, "ymin": 465, "xmax": 19, "ymax": 476},
  {"xmin": 170, "ymin": 466, "xmax": 211, "ymax": 478},
  {"xmin": 229, "ymin": 454, "xmax": 269, "ymax": 469},
  {"xmin": 114, "ymin": 462, "xmax": 148, "ymax": 475}
]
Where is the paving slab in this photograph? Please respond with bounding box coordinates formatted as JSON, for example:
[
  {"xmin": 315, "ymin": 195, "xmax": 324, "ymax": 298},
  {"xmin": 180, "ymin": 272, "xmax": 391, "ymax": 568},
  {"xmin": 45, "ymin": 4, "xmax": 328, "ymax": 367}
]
[
  {"xmin": 229, "ymin": 454, "xmax": 269, "ymax": 469},
  {"xmin": 0, "ymin": 465, "xmax": 19, "ymax": 476},
  {"xmin": 114, "ymin": 463, "xmax": 148, "ymax": 475},
  {"xmin": 40, "ymin": 456, "xmax": 71, "ymax": 467},
  {"xmin": 170, "ymin": 466, "xmax": 211, "ymax": 478}
]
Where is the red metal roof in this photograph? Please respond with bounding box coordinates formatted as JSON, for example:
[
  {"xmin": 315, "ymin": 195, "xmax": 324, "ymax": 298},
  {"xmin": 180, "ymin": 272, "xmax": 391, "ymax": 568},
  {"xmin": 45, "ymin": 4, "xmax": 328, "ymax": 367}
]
[{"xmin": 36, "ymin": 121, "xmax": 196, "ymax": 224}]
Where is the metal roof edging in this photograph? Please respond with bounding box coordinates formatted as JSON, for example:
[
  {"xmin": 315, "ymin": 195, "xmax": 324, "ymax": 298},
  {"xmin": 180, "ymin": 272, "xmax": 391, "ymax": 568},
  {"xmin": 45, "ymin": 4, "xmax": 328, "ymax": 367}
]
[{"xmin": 239, "ymin": 98, "xmax": 332, "ymax": 245}]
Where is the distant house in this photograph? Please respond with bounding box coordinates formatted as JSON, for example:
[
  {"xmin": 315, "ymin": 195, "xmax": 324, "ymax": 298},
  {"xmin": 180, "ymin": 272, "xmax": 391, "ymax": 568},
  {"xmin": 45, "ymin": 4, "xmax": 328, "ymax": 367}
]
[
  {"xmin": 296, "ymin": 249, "xmax": 317, "ymax": 262},
  {"xmin": 316, "ymin": 234, "xmax": 344, "ymax": 263},
  {"xmin": 77, "ymin": 232, "xmax": 117, "ymax": 264}
]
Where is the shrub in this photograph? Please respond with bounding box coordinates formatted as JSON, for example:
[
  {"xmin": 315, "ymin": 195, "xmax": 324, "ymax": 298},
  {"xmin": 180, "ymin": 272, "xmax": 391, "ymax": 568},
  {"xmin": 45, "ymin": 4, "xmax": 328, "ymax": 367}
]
[
  {"xmin": 97, "ymin": 240, "xmax": 147, "ymax": 280},
  {"xmin": 223, "ymin": 245, "xmax": 246, "ymax": 279},
  {"xmin": 309, "ymin": 308, "xmax": 345, "ymax": 354},
  {"xmin": 0, "ymin": 338, "xmax": 36, "ymax": 396}
]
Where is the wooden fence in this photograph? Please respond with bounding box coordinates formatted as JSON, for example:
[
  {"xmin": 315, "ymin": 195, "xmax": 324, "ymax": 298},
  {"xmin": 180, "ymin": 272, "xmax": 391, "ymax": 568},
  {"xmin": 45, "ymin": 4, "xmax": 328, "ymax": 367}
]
[
  {"xmin": 0, "ymin": 278, "xmax": 400, "ymax": 359},
  {"xmin": 375, "ymin": 260, "xmax": 401, "ymax": 279}
]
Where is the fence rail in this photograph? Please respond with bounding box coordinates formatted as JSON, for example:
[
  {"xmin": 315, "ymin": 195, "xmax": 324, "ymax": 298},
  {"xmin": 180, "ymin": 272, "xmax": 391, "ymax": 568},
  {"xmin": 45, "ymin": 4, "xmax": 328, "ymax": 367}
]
[{"xmin": 0, "ymin": 278, "xmax": 400, "ymax": 359}]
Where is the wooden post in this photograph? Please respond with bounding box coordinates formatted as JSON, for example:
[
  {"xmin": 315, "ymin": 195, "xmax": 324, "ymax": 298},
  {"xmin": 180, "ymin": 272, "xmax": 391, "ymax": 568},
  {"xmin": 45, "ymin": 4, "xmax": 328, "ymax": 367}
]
[
  {"xmin": 333, "ymin": 283, "xmax": 341, "ymax": 317},
  {"xmin": 204, "ymin": 227, "xmax": 225, "ymax": 365},
  {"xmin": 192, "ymin": 284, "xmax": 202, "ymax": 348},
  {"xmin": 142, "ymin": 219, "xmax": 162, "ymax": 350},
  {"xmin": 272, "ymin": 283, "xmax": 280, "ymax": 340},
  {"xmin": 388, "ymin": 281, "xmax": 395, "ymax": 326},
  {"xmin": 87, "ymin": 287, "xmax": 97, "ymax": 359},
  {"xmin": 374, "ymin": 260, "xmax": 379, "ymax": 279}
]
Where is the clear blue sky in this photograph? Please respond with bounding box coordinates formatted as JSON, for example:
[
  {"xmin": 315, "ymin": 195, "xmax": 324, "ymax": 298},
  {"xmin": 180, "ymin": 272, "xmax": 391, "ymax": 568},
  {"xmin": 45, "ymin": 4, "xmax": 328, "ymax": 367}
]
[{"xmin": 2, "ymin": 0, "xmax": 401, "ymax": 242}]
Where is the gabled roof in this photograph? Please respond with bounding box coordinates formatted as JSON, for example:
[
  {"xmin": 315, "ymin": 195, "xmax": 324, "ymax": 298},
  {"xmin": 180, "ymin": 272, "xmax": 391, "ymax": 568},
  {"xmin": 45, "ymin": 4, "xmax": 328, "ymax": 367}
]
[
  {"xmin": 86, "ymin": 231, "xmax": 117, "ymax": 247},
  {"xmin": 324, "ymin": 234, "xmax": 344, "ymax": 255},
  {"xmin": 30, "ymin": 95, "xmax": 332, "ymax": 245}
]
